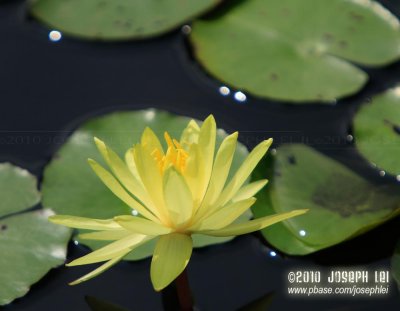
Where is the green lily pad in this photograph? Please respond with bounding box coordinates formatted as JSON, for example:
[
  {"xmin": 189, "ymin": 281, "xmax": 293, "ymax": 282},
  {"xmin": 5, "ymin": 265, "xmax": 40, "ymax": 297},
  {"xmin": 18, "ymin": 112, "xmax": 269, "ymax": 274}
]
[
  {"xmin": 30, "ymin": 0, "xmax": 220, "ymax": 41},
  {"xmin": 190, "ymin": 0, "xmax": 400, "ymax": 102},
  {"xmin": 353, "ymin": 87, "xmax": 400, "ymax": 176},
  {"xmin": 392, "ymin": 240, "xmax": 400, "ymax": 291},
  {"xmin": 252, "ymin": 144, "xmax": 400, "ymax": 255},
  {"xmin": 42, "ymin": 109, "xmax": 251, "ymax": 260},
  {"xmin": 0, "ymin": 163, "xmax": 41, "ymax": 217},
  {"xmin": 0, "ymin": 164, "xmax": 70, "ymax": 306}
]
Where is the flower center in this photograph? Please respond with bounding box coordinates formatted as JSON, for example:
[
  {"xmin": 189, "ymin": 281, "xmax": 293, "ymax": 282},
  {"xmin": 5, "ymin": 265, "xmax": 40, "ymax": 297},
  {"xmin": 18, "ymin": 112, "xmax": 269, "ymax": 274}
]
[{"xmin": 151, "ymin": 132, "xmax": 189, "ymax": 174}]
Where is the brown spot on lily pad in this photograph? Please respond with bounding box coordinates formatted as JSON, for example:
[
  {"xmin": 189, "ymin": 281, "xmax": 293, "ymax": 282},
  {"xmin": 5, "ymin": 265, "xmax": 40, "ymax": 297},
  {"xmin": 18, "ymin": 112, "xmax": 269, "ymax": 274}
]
[{"xmin": 270, "ymin": 73, "xmax": 279, "ymax": 81}]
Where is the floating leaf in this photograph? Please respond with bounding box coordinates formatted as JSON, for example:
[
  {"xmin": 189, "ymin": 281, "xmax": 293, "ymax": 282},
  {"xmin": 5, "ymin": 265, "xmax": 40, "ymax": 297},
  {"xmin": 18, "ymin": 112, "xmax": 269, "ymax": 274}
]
[
  {"xmin": 42, "ymin": 109, "xmax": 251, "ymax": 260},
  {"xmin": 353, "ymin": 87, "xmax": 400, "ymax": 176},
  {"xmin": 0, "ymin": 163, "xmax": 40, "ymax": 217},
  {"xmin": 190, "ymin": 0, "xmax": 400, "ymax": 102},
  {"xmin": 392, "ymin": 240, "xmax": 400, "ymax": 291},
  {"xmin": 0, "ymin": 164, "xmax": 70, "ymax": 306},
  {"xmin": 252, "ymin": 144, "xmax": 400, "ymax": 255},
  {"xmin": 30, "ymin": 0, "xmax": 220, "ymax": 40}
]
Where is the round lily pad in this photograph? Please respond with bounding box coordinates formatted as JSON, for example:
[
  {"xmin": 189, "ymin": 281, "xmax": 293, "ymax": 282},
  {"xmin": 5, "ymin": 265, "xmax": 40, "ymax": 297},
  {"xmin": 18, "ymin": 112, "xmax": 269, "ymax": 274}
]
[
  {"xmin": 30, "ymin": 0, "xmax": 220, "ymax": 40},
  {"xmin": 42, "ymin": 109, "xmax": 251, "ymax": 260},
  {"xmin": 252, "ymin": 145, "xmax": 400, "ymax": 255},
  {"xmin": 353, "ymin": 87, "xmax": 400, "ymax": 176},
  {"xmin": 0, "ymin": 163, "xmax": 40, "ymax": 216},
  {"xmin": 190, "ymin": 0, "xmax": 400, "ymax": 102},
  {"xmin": 0, "ymin": 164, "xmax": 70, "ymax": 306}
]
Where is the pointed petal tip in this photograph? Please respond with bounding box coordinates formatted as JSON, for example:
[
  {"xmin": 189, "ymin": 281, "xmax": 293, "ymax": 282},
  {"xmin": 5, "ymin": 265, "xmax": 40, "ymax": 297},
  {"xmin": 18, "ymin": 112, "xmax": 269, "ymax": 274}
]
[
  {"xmin": 204, "ymin": 114, "xmax": 216, "ymax": 127},
  {"xmin": 264, "ymin": 138, "xmax": 273, "ymax": 146},
  {"xmin": 228, "ymin": 131, "xmax": 239, "ymax": 140},
  {"xmin": 93, "ymin": 137, "xmax": 106, "ymax": 148},
  {"xmin": 87, "ymin": 158, "xmax": 96, "ymax": 164}
]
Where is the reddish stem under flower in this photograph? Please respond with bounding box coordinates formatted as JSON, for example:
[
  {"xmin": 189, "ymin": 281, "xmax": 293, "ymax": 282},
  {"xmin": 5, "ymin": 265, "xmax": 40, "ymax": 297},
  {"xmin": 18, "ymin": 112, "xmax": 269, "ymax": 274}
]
[{"xmin": 175, "ymin": 268, "xmax": 194, "ymax": 311}]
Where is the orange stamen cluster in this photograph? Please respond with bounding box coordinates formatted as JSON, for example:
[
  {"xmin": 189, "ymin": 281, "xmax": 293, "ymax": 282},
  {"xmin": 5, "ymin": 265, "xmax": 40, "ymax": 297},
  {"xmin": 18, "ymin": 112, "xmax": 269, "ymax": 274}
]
[{"xmin": 151, "ymin": 132, "xmax": 189, "ymax": 174}]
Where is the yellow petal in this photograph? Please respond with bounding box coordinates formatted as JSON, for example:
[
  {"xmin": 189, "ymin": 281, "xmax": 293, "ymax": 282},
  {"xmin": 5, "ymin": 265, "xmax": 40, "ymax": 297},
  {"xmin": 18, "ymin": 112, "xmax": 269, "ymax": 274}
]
[
  {"xmin": 200, "ymin": 209, "xmax": 308, "ymax": 237},
  {"xmin": 182, "ymin": 143, "xmax": 202, "ymax": 203},
  {"xmin": 88, "ymin": 159, "xmax": 159, "ymax": 223},
  {"xmin": 133, "ymin": 145, "xmax": 170, "ymax": 224},
  {"xmin": 78, "ymin": 229, "xmax": 132, "ymax": 241},
  {"xmin": 180, "ymin": 119, "xmax": 200, "ymax": 149},
  {"xmin": 231, "ymin": 179, "xmax": 269, "ymax": 203},
  {"xmin": 69, "ymin": 250, "xmax": 129, "ymax": 285},
  {"xmin": 114, "ymin": 215, "xmax": 172, "ymax": 235},
  {"xmin": 163, "ymin": 168, "xmax": 193, "ymax": 226},
  {"xmin": 193, "ymin": 198, "xmax": 256, "ymax": 231},
  {"xmin": 124, "ymin": 148, "xmax": 143, "ymax": 182},
  {"xmin": 194, "ymin": 115, "xmax": 217, "ymax": 209},
  {"xmin": 48, "ymin": 215, "xmax": 120, "ymax": 231},
  {"xmin": 141, "ymin": 127, "xmax": 164, "ymax": 155},
  {"xmin": 215, "ymin": 139, "xmax": 273, "ymax": 208},
  {"xmin": 195, "ymin": 132, "xmax": 238, "ymax": 219},
  {"xmin": 151, "ymin": 233, "xmax": 192, "ymax": 291},
  {"xmin": 94, "ymin": 138, "xmax": 157, "ymax": 216},
  {"xmin": 67, "ymin": 234, "xmax": 152, "ymax": 266}
]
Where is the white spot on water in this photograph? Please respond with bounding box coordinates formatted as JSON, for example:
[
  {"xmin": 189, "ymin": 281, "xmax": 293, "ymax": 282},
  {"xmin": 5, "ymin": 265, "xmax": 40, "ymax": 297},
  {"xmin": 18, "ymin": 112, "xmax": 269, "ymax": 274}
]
[
  {"xmin": 346, "ymin": 134, "xmax": 353, "ymax": 142},
  {"xmin": 49, "ymin": 30, "xmax": 62, "ymax": 42},
  {"xmin": 379, "ymin": 170, "xmax": 386, "ymax": 177},
  {"xmin": 181, "ymin": 25, "xmax": 191, "ymax": 35},
  {"xmin": 219, "ymin": 86, "xmax": 230, "ymax": 96},
  {"xmin": 234, "ymin": 91, "xmax": 247, "ymax": 103},
  {"xmin": 269, "ymin": 250, "xmax": 277, "ymax": 257}
]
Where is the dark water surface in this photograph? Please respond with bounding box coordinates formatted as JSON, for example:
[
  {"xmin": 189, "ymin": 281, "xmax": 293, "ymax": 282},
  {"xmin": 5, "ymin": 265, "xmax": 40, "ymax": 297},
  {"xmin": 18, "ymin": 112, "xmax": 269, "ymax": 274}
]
[{"xmin": 1, "ymin": 0, "xmax": 400, "ymax": 310}]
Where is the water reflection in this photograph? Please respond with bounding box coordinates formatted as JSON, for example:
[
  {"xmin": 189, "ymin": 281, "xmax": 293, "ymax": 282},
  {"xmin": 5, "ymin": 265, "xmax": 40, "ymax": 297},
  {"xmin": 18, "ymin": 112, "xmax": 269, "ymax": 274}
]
[
  {"xmin": 49, "ymin": 30, "xmax": 62, "ymax": 42},
  {"xmin": 181, "ymin": 25, "xmax": 191, "ymax": 35},
  {"xmin": 218, "ymin": 86, "xmax": 230, "ymax": 96},
  {"xmin": 234, "ymin": 91, "xmax": 247, "ymax": 103}
]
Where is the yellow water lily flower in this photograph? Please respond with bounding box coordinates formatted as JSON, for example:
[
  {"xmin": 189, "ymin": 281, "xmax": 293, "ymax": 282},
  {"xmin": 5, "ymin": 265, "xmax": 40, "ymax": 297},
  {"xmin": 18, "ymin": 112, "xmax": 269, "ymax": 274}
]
[{"xmin": 49, "ymin": 115, "xmax": 307, "ymax": 291}]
